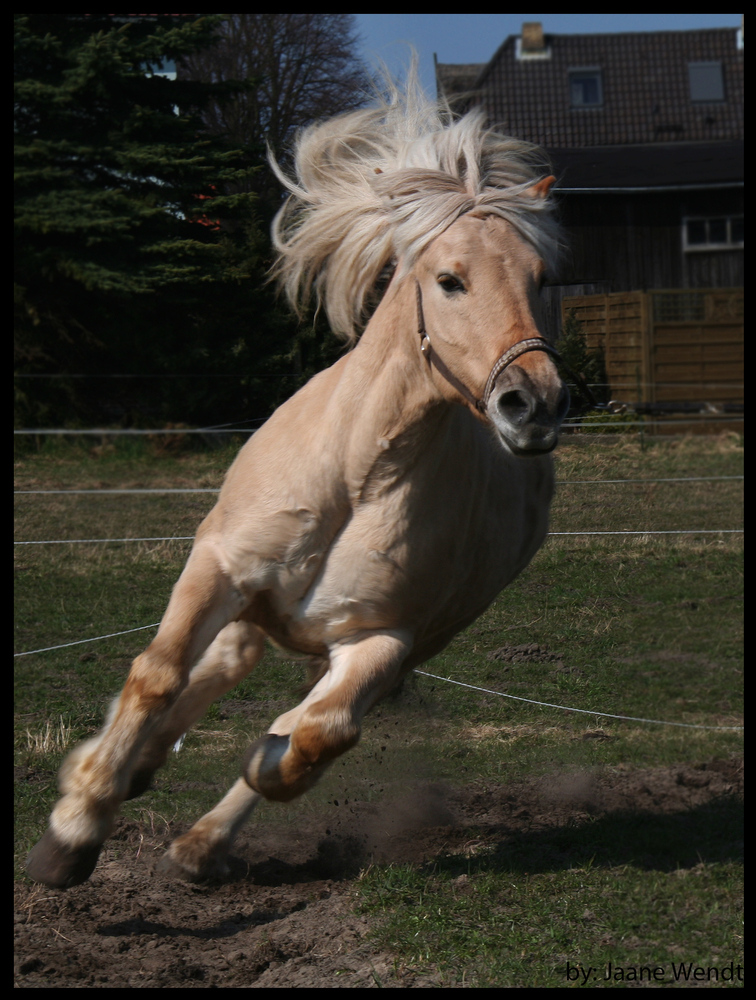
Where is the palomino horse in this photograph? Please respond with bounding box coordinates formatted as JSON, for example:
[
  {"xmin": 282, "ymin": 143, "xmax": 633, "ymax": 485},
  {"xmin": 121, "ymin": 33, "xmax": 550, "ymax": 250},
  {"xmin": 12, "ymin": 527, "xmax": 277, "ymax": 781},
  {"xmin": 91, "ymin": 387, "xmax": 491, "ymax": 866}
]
[{"xmin": 27, "ymin": 81, "xmax": 569, "ymax": 888}]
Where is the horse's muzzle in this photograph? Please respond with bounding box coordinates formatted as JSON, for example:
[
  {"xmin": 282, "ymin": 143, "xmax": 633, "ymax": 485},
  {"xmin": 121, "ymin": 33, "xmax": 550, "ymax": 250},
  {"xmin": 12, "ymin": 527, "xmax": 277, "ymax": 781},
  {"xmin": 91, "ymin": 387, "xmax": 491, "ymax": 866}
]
[{"xmin": 487, "ymin": 368, "xmax": 570, "ymax": 454}]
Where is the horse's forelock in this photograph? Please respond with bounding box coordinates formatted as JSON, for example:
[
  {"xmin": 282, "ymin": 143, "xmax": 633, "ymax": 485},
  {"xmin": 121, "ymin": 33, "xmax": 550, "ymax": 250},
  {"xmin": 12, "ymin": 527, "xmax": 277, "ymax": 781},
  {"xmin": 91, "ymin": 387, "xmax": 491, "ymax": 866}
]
[{"xmin": 270, "ymin": 85, "xmax": 560, "ymax": 342}]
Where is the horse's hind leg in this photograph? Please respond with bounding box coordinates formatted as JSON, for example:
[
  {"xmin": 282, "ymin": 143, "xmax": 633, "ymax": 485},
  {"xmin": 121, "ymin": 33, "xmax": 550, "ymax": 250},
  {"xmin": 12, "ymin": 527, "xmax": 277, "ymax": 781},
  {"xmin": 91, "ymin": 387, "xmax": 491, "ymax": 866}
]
[
  {"xmin": 126, "ymin": 619, "xmax": 266, "ymax": 800},
  {"xmin": 25, "ymin": 539, "xmax": 248, "ymax": 889}
]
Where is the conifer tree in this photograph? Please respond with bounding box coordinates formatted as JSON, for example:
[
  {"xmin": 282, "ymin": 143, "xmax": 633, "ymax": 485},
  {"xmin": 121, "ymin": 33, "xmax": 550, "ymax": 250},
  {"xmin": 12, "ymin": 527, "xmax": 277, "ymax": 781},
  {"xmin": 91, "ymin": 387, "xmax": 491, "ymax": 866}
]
[{"xmin": 14, "ymin": 14, "xmax": 278, "ymax": 427}]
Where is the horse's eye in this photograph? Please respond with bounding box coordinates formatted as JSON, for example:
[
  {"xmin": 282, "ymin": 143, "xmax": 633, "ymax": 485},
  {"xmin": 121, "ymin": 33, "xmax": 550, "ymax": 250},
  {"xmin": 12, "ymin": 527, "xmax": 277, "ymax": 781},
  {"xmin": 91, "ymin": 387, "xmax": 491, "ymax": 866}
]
[{"xmin": 438, "ymin": 274, "xmax": 465, "ymax": 294}]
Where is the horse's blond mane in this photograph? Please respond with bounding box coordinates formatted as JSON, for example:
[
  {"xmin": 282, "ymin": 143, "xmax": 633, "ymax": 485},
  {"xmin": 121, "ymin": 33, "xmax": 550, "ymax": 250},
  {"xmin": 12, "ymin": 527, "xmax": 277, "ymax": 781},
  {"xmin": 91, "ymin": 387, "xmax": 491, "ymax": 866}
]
[{"xmin": 270, "ymin": 73, "xmax": 561, "ymax": 343}]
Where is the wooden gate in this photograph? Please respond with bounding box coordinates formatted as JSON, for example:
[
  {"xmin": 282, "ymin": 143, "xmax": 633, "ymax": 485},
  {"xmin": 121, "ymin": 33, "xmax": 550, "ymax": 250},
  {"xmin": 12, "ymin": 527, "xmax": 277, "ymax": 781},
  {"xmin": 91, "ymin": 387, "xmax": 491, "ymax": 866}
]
[{"xmin": 561, "ymin": 288, "xmax": 743, "ymax": 432}]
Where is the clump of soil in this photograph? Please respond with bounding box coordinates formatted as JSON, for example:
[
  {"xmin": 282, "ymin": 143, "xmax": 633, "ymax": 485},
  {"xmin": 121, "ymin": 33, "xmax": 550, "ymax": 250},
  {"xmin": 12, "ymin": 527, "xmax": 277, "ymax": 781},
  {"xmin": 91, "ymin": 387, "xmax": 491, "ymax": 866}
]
[
  {"xmin": 14, "ymin": 758, "xmax": 742, "ymax": 988},
  {"xmin": 487, "ymin": 642, "xmax": 567, "ymax": 669}
]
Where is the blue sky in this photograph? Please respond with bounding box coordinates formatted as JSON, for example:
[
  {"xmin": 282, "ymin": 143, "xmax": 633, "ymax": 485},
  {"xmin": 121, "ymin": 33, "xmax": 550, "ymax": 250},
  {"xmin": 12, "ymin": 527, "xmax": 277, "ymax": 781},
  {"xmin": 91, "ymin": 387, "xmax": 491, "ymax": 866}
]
[{"xmin": 354, "ymin": 14, "xmax": 742, "ymax": 95}]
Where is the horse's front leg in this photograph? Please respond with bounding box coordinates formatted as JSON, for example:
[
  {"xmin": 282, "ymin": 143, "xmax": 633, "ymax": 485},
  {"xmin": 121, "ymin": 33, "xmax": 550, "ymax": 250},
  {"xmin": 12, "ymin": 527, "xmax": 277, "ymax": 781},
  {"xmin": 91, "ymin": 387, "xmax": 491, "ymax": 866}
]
[
  {"xmin": 25, "ymin": 540, "xmax": 248, "ymax": 889},
  {"xmin": 161, "ymin": 629, "xmax": 412, "ymax": 880},
  {"xmin": 246, "ymin": 629, "xmax": 412, "ymax": 800}
]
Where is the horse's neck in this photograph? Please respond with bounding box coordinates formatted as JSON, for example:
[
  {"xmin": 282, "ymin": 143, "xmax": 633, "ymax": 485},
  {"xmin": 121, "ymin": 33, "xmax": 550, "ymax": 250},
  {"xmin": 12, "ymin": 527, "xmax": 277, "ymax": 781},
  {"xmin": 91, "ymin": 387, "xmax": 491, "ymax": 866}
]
[
  {"xmin": 326, "ymin": 281, "xmax": 462, "ymax": 499},
  {"xmin": 341, "ymin": 281, "xmax": 450, "ymax": 439}
]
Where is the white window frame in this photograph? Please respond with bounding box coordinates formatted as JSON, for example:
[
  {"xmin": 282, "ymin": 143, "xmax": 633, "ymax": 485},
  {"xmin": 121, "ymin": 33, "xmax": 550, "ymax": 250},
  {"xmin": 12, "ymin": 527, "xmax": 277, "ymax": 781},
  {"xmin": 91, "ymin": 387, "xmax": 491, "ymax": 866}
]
[{"xmin": 682, "ymin": 215, "xmax": 743, "ymax": 252}]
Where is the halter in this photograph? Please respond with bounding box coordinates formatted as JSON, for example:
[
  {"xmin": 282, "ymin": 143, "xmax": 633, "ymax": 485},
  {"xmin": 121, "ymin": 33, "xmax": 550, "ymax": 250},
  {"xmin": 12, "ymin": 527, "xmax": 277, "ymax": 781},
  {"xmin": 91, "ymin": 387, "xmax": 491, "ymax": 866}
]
[{"xmin": 415, "ymin": 280, "xmax": 574, "ymax": 417}]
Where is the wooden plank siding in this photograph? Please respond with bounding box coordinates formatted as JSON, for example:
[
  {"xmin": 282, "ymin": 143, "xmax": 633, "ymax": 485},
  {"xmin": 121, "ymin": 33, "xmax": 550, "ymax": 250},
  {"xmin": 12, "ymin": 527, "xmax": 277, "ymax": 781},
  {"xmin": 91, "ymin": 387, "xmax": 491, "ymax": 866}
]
[
  {"xmin": 562, "ymin": 288, "xmax": 743, "ymax": 433},
  {"xmin": 556, "ymin": 190, "xmax": 744, "ymax": 293}
]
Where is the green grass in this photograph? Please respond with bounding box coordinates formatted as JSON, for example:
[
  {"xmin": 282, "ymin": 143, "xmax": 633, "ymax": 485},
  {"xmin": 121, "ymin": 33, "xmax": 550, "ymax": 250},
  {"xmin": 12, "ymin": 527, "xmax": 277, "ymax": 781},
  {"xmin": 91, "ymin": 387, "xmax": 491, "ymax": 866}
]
[
  {"xmin": 14, "ymin": 432, "xmax": 743, "ymax": 985},
  {"xmin": 356, "ymin": 860, "xmax": 743, "ymax": 987}
]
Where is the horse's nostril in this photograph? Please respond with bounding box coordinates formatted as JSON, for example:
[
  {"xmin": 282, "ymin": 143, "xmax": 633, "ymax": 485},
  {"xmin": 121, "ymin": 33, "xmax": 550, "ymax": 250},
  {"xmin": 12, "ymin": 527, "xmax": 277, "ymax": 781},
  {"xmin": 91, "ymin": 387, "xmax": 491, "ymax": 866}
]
[{"xmin": 497, "ymin": 389, "xmax": 534, "ymax": 427}]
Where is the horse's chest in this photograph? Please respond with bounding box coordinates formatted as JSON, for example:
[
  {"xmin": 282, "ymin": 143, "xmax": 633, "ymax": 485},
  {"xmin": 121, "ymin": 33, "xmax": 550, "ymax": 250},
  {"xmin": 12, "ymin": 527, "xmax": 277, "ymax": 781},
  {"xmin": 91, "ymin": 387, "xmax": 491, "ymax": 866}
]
[{"xmin": 289, "ymin": 462, "xmax": 550, "ymax": 641}]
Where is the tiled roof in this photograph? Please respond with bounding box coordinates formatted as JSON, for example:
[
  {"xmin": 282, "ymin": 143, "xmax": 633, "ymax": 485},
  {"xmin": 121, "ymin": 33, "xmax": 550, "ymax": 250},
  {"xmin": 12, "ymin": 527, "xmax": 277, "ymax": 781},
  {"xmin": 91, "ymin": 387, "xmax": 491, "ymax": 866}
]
[{"xmin": 438, "ymin": 27, "xmax": 743, "ymax": 148}]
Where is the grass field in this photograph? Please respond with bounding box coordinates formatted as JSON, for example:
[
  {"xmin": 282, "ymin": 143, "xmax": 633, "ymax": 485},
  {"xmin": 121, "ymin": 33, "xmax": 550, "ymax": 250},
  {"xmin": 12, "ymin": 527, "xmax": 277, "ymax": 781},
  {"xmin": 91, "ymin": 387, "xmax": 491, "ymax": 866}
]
[{"xmin": 14, "ymin": 431, "xmax": 743, "ymax": 986}]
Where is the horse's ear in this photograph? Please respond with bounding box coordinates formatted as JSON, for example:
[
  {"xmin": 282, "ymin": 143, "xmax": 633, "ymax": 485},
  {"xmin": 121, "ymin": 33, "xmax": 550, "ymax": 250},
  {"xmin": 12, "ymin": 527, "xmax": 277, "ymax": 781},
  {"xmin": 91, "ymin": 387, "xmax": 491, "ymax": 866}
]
[{"xmin": 527, "ymin": 175, "xmax": 556, "ymax": 199}]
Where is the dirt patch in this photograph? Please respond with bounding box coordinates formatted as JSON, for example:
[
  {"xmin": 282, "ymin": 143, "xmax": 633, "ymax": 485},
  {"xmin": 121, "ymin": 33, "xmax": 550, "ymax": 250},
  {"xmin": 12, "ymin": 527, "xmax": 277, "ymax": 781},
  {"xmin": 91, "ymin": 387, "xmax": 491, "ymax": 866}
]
[
  {"xmin": 485, "ymin": 642, "xmax": 578, "ymax": 674},
  {"xmin": 14, "ymin": 758, "xmax": 742, "ymax": 988},
  {"xmin": 487, "ymin": 642, "xmax": 562, "ymax": 664}
]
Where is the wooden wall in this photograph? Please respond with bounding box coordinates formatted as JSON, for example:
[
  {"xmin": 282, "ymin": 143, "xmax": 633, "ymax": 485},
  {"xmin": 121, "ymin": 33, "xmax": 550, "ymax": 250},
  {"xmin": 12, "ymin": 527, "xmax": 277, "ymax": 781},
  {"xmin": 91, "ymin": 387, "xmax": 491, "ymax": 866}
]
[{"xmin": 556, "ymin": 189, "xmax": 744, "ymax": 292}]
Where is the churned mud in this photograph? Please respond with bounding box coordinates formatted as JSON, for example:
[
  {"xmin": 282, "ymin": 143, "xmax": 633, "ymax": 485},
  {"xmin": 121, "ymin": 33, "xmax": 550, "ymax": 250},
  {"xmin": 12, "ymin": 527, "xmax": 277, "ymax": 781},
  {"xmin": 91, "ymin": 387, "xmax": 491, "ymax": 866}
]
[{"xmin": 14, "ymin": 758, "xmax": 742, "ymax": 988}]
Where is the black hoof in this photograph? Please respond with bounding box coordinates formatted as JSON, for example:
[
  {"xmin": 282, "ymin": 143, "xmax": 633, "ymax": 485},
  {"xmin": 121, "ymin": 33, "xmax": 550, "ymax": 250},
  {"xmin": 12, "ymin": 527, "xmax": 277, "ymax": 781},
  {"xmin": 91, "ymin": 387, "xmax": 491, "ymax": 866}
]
[
  {"xmin": 26, "ymin": 828, "xmax": 102, "ymax": 889},
  {"xmin": 243, "ymin": 733, "xmax": 289, "ymax": 796},
  {"xmin": 124, "ymin": 768, "xmax": 154, "ymax": 800}
]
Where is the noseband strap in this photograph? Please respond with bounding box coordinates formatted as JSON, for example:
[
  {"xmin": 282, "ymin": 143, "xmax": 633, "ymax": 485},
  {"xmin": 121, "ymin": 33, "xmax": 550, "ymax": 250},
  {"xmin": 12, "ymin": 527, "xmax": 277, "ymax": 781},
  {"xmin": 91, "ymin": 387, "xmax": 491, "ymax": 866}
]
[
  {"xmin": 482, "ymin": 338, "xmax": 564, "ymax": 406},
  {"xmin": 415, "ymin": 280, "xmax": 567, "ymax": 416}
]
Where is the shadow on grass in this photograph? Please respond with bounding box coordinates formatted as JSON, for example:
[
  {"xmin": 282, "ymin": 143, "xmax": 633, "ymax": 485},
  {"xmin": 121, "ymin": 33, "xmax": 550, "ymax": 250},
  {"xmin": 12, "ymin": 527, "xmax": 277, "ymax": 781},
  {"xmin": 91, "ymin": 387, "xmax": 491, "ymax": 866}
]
[{"xmin": 425, "ymin": 793, "xmax": 743, "ymax": 877}]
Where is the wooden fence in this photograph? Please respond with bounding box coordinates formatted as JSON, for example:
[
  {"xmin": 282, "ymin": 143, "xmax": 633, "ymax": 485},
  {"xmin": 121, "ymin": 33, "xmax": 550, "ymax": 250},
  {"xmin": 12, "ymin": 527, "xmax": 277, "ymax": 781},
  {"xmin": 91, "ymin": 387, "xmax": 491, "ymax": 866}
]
[{"xmin": 561, "ymin": 287, "xmax": 743, "ymax": 432}]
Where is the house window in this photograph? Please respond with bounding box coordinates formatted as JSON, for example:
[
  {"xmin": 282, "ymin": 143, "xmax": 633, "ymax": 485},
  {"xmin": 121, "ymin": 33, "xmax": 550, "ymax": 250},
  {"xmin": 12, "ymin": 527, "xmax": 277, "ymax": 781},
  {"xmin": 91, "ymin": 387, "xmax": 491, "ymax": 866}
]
[
  {"xmin": 569, "ymin": 69, "xmax": 602, "ymax": 107},
  {"xmin": 688, "ymin": 62, "xmax": 725, "ymax": 102},
  {"xmin": 683, "ymin": 215, "xmax": 743, "ymax": 251}
]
